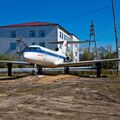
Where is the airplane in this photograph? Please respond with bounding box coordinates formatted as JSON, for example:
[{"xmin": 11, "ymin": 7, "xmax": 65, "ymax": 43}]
[
  {"xmin": 0, "ymin": 40, "xmax": 119, "ymax": 77},
  {"xmin": 23, "ymin": 40, "xmax": 71, "ymax": 67}
]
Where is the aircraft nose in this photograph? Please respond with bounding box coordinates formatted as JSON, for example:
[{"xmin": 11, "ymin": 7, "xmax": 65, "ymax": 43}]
[{"xmin": 23, "ymin": 52, "xmax": 32, "ymax": 61}]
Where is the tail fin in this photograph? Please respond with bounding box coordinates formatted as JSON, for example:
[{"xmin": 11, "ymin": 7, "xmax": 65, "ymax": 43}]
[{"xmin": 62, "ymin": 40, "xmax": 67, "ymax": 53}]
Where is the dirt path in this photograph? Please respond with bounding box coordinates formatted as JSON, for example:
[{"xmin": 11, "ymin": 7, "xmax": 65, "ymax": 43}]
[{"xmin": 0, "ymin": 75, "xmax": 120, "ymax": 120}]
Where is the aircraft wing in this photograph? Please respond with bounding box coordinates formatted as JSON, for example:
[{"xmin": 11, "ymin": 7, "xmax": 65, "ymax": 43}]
[
  {"xmin": 0, "ymin": 60, "xmax": 32, "ymax": 65},
  {"xmin": 55, "ymin": 58, "xmax": 119, "ymax": 67},
  {"xmin": 0, "ymin": 58, "xmax": 119, "ymax": 67},
  {"xmin": 49, "ymin": 40, "xmax": 95, "ymax": 44}
]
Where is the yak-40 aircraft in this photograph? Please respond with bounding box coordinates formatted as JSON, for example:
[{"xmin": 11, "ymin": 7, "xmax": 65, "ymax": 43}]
[{"xmin": 0, "ymin": 40, "xmax": 119, "ymax": 77}]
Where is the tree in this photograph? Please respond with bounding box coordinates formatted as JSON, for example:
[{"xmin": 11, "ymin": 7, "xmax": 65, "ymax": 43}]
[
  {"xmin": 0, "ymin": 54, "xmax": 18, "ymax": 68},
  {"xmin": 102, "ymin": 51, "xmax": 116, "ymax": 69},
  {"xmin": 81, "ymin": 48, "xmax": 93, "ymax": 61}
]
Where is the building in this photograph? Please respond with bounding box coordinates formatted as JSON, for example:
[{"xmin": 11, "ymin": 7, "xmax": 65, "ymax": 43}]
[{"xmin": 0, "ymin": 22, "xmax": 80, "ymax": 62}]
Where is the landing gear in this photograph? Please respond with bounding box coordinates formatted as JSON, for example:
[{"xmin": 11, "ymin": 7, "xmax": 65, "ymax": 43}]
[
  {"xmin": 37, "ymin": 65, "xmax": 43, "ymax": 75},
  {"xmin": 64, "ymin": 67, "xmax": 70, "ymax": 74},
  {"xmin": 32, "ymin": 65, "xmax": 43, "ymax": 75}
]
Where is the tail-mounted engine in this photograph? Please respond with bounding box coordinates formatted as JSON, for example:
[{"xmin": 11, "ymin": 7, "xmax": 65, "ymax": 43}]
[{"xmin": 55, "ymin": 47, "xmax": 59, "ymax": 51}]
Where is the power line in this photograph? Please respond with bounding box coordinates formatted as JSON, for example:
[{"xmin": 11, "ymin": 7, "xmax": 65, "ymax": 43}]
[{"xmin": 58, "ymin": 6, "xmax": 110, "ymax": 22}]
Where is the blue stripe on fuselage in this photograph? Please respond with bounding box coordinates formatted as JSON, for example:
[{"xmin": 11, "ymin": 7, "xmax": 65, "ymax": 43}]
[{"xmin": 24, "ymin": 49, "xmax": 66, "ymax": 59}]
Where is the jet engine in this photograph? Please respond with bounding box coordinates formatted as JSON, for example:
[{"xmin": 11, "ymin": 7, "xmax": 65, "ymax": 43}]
[{"xmin": 55, "ymin": 47, "xmax": 59, "ymax": 51}]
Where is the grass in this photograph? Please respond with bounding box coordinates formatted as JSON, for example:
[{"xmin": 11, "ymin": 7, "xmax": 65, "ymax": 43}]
[{"xmin": 70, "ymin": 70, "xmax": 120, "ymax": 78}]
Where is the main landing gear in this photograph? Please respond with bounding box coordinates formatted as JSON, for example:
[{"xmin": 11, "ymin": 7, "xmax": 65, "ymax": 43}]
[
  {"xmin": 64, "ymin": 67, "xmax": 70, "ymax": 74},
  {"xmin": 32, "ymin": 65, "xmax": 43, "ymax": 75}
]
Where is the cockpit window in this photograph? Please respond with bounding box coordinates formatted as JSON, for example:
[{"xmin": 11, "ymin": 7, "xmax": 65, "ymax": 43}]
[{"xmin": 27, "ymin": 47, "xmax": 41, "ymax": 51}]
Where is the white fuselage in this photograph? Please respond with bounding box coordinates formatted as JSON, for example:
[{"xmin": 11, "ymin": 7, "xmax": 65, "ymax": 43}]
[{"xmin": 23, "ymin": 45, "xmax": 66, "ymax": 67}]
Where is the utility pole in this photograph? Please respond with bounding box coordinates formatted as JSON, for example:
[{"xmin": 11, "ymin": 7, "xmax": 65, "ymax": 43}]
[
  {"xmin": 112, "ymin": 0, "xmax": 119, "ymax": 76},
  {"xmin": 89, "ymin": 20, "xmax": 98, "ymax": 59}
]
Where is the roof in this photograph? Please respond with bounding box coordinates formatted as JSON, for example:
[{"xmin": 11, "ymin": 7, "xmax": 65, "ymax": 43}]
[
  {"xmin": 0, "ymin": 22, "xmax": 57, "ymax": 28},
  {"xmin": 69, "ymin": 33, "xmax": 80, "ymax": 40}
]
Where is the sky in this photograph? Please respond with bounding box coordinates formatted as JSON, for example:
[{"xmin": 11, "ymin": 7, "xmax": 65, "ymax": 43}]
[{"xmin": 0, "ymin": 0, "xmax": 120, "ymax": 50}]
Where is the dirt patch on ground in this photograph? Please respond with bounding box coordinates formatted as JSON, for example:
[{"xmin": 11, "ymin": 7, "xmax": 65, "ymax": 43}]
[
  {"xmin": 0, "ymin": 75, "xmax": 120, "ymax": 120},
  {"xmin": 35, "ymin": 75, "xmax": 79, "ymax": 84}
]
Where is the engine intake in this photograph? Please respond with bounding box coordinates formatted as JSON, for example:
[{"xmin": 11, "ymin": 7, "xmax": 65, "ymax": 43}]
[{"xmin": 55, "ymin": 47, "xmax": 59, "ymax": 51}]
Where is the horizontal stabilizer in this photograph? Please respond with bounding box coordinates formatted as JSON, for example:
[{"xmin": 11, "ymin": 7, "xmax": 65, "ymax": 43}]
[{"xmin": 49, "ymin": 40, "xmax": 95, "ymax": 44}]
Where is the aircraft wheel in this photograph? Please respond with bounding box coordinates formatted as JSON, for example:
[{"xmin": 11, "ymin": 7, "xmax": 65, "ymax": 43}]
[
  {"xmin": 64, "ymin": 67, "xmax": 69, "ymax": 74},
  {"xmin": 37, "ymin": 65, "xmax": 43, "ymax": 75}
]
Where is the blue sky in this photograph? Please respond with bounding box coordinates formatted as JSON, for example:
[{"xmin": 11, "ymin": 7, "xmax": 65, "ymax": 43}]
[{"xmin": 0, "ymin": 0, "xmax": 120, "ymax": 50}]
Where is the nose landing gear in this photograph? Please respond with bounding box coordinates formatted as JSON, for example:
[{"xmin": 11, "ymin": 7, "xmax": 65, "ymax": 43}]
[
  {"xmin": 37, "ymin": 65, "xmax": 43, "ymax": 75},
  {"xmin": 32, "ymin": 64, "xmax": 43, "ymax": 75}
]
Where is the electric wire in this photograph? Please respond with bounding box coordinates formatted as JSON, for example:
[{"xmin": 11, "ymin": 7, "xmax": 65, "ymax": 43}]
[{"xmin": 58, "ymin": 6, "xmax": 110, "ymax": 22}]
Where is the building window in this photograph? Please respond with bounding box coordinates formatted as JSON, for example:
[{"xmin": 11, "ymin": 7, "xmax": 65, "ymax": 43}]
[
  {"xmin": 39, "ymin": 42, "xmax": 45, "ymax": 47},
  {"xmin": 39, "ymin": 30, "xmax": 45, "ymax": 37},
  {"xmin": 60, "ymin": 32, "xmax": 64, "ymax": 39},
  {"xmin": 64, "ymin": 35, "xmax": 70, "ymax": 41},
  {"xmin": 32, "ymin": 42, "xmax": 35, "ymax": 45},
  {"xmin": 10, "ymin": 31, "xmax": 16, "ymax": 38},
  {"xmin": 60, "ymin": 31, "xmax": 62, "ymax": 38},
  {"xmin": 64, "ymin": 34, "xmax": 66, "ymax": 40},
  {"xmin": 29, "ymin": 30, "xmax": 35, "ymax": 37},
  {"xmin": 75, "ymin": 52, "xmax": 77, "ymax": 56},
  {"xmin": 62, "ymin": 33, "xmax": 63, "ymax": 39},
  {"xmin": 10, "ymin": 43, "xmax": 16, "ymax": 50}
]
